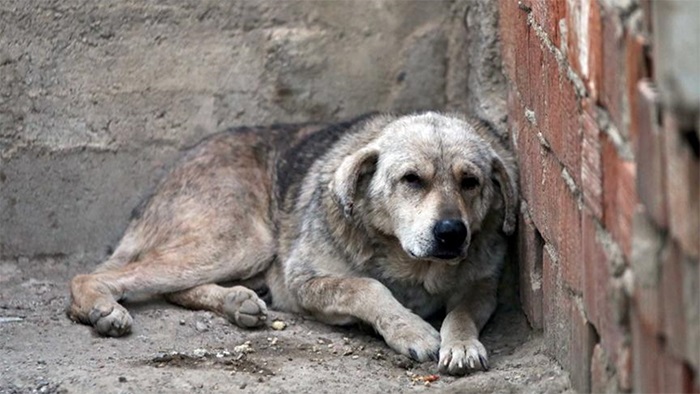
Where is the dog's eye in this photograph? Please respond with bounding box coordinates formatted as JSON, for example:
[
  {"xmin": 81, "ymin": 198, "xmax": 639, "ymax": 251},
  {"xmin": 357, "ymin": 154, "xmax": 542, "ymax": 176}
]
[
  {"xmin": 401, "ymin": 173, "xmax": 423, "ymax": 188},
  {"xmin": 461, "ymin": 176, "xmax": 480, "ymax": 190}
]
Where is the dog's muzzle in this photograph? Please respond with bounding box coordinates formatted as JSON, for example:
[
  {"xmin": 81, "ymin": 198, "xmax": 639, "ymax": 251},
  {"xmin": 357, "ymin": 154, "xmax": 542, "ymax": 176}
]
[{"xmin": 431, "ymin": 219, "xmax": 468, "ymax": 260}]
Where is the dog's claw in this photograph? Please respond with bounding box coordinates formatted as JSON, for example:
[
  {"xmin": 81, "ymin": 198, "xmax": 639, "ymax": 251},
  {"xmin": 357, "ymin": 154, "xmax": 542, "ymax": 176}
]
[
  {"xmin": 438, "ymin": 338, "xmax": 489, "ymax": 376},
  {"xmin": 479, "ymin": 354, "xmax": 489, "ymax": 371}
]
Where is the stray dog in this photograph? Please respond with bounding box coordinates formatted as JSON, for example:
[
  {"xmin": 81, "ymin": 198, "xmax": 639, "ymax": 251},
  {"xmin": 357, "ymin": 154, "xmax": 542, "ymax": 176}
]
[{"xmin": 68, "ymin": 112, "xmax": 518, "ymax": 375}]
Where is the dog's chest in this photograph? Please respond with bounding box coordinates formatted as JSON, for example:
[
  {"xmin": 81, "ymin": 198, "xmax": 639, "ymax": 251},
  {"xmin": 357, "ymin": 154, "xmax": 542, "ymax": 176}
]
[
  {"xmin": 382, "ymin": 280, "xmax": 444, "ymax": 318},
  {"xmin": 363, "ymin": 255, "xmax": 451, "ymax": 318}
]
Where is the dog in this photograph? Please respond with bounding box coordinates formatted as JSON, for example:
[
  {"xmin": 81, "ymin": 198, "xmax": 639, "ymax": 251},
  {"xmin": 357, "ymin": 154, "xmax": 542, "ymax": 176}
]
[{"xmin": 68, "ymin": 112, "xmax": 518, "ymax": 375}]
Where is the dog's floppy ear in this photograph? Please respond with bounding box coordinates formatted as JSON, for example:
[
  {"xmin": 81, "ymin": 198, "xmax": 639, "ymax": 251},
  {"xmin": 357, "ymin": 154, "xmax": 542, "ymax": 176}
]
[
  {"xmin": 491, "ymin": 155, "xmax": 517, "ymax": 234},
  {"xmin": 332, "ymin": 146, "xmax": 378, "ymax": 218}
]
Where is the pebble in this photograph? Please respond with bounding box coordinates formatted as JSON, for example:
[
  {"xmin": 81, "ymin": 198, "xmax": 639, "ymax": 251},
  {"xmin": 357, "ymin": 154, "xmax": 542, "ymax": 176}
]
[
  {"xmin": 195, "ymin": 321, "xmax": 208, "ymax": 332},
  {"xmin": 234, "ymin": 341, "xmax": 255, "ymax": 354},
  {"xmin": 193, "ymin": 348, "xmax": 208, "ymax": 358},
  {"xmin": 271, "ymin": 320, "xmax": 286, "ymax": 331}
]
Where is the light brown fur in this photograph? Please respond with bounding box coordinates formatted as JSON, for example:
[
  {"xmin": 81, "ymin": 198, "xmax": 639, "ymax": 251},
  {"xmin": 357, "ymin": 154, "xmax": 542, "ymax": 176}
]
[{"xmin": 68, "ymin": 112, "xmax": 518, "ymax": 375}]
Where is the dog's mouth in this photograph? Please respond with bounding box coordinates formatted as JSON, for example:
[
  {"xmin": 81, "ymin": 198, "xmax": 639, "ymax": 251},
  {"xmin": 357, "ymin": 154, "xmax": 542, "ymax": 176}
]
[
  {"xmin": 432, "ymin": 252, "xmax": 462, "ymax": 260},
  {"xmin": 406, "ymin": 249, "xmax": 465, "ymax": 264}
]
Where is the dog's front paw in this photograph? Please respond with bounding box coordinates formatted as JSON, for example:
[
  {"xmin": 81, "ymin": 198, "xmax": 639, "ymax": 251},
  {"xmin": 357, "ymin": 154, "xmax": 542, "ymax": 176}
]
[
  {"xmin": 438, "ymin": 338, "xmax": 488, "ymax": 375},
  {"xmin": 381, "ymin": 315, "xmax": 440, "ymax": 362}
]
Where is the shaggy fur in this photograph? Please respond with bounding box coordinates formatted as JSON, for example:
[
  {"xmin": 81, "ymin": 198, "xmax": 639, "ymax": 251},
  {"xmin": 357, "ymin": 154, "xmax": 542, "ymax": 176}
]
[{"xmin": 68, "ymin": 112, "xmax": 518, "ymax": 375}]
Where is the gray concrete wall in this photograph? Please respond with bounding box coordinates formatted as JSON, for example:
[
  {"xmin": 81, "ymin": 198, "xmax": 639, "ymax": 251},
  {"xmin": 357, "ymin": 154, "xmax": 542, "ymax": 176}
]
[{"xmin": 0, "ymin": 0, "xmax": 505, "ymax": 262}]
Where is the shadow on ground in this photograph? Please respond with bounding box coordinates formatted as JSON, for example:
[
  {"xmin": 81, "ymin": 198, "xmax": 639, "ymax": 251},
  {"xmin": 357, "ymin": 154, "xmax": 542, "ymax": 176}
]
[{"xmin": 0, "ymin": 256, "xmax": 573, "ymax": 393}]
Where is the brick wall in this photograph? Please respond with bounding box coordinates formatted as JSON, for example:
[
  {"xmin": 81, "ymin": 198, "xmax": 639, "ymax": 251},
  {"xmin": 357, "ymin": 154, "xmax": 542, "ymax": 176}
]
[{"xmin": 498, "ymin": 0, "xmax": 700, "ymax": 392}]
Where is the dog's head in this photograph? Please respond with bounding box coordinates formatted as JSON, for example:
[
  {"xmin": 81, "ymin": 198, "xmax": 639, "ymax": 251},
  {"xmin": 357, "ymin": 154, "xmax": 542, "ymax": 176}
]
[{"xmin": 332, "ymin": 113, "xmax": 517, "ymax": 263}]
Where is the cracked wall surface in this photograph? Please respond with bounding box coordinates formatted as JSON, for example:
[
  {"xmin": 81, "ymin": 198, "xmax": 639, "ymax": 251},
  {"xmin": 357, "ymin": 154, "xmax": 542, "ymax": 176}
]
[{"xmin": 0, "ymin": 0, "xmax": 506, "ymax": 261}]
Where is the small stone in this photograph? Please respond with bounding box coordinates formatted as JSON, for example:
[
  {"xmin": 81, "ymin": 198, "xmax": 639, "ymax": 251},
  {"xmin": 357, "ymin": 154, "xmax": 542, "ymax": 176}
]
[
  {"xmin": 179, "ymin": 319, "xmax": 186, "ymax": 325},
  {"xmin": 234, "ymin": 341, "xmax": 255, "ymax": 354},
  {"xmin": 271, "ymin": 320, "xmax": 286, "ymax": 331},
  {"xmin": 193, "ymin": 348, "xmax": 208, "ymax": 358},
  {"xmin": 118, "ymin": 376, "xmax": 127, "ymax": 383},
  {"xmin": 195, "ymin": 321, "xmax": 208, "ymax": 332}
]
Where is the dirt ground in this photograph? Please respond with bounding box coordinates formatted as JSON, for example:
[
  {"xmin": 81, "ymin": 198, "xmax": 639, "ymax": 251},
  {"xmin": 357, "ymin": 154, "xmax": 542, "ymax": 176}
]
[{"xmin": 0, "ymin": 256, "xmax": 573, "ymax": 394}]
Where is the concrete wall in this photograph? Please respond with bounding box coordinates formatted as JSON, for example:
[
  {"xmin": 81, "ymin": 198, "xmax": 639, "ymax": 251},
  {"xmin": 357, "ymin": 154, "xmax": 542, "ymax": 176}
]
[
  {"xmin": 500, "ymin": 0, "xmax": 700, "ymax": 392},
  {"xmin": 0, "ymin": 0, "xmax": 506, "ymax": 262}
]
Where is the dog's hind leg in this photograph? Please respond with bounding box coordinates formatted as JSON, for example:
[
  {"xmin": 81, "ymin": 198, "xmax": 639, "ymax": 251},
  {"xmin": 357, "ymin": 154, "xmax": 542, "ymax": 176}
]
[
  {"xmin": 68, "ymin": 132, "xmax": 278, "ymax": 336},
  {"xmin": 69, "ymin": 238, "xmax": 274, "ymax": 336},
  {"xmin": 68, "ymin": 214, "xmax": 276, "ymax": 337},
  {"xmin": 164, "ymin": 284, "xmax": 268, "ymax": 328}
]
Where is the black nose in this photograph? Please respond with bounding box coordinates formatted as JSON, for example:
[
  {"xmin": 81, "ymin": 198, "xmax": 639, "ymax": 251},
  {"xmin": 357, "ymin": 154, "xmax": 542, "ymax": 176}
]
[{"xmin": 433, "ymin": 219, "xmax": 468, "ymax": 249}]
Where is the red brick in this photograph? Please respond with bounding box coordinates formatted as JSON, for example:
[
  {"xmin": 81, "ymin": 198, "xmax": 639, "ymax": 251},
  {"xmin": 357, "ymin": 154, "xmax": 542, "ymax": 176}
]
[
  {"xmin": 662, "ymin": 112, "xmax": 700, "ymax": 259},
  {"xmin": 634, "ymin": 282, "xmax": 661, "ymax": 338},
  {"xmin": 582, "ymin": 211, "xmax": 605, "ymax": 329},
  {"xmin": 499, "ymin": 0, "xmax": 525, "ymax": 83},
  {"xmin": 631, "ymin": 211, "xmax": 662, "ymax": 336},
  {"xmin": 581, "ymin": 100, "xmax": 603, "ymax": 219},
  {"xmin": 539, "ymin": 63, "xmax": 583, "ymax": 189},
  {"xmin": 625, "ymin": 33, "xmax": 650, "ymax": 147},
  {"xmin": 542, "ymin": 245, "xmax": 574, "ymax": 368},
  {"xmin": 635, "ymin": 80, "xmax": 667, "ymax": 228},
  {"xmin": 638, "ymin": 0, "xmax": 653, "ymax": 36},
  {"xmin": 660, "ymin": 240, "xmax": 688, "ymax": 361},
  {"xmin": 599, "ymin": 7, "xmax": 625, "ymax": 134},
  {"xmin": 586, "ymin": 0, "xmax": 603, "ymax": 101},
  {"xmin": 526, "ymin": 15, "xmax": 547, "ymax": 117},
  {"xmin": 632, "ymin": 310, "xmax": 662, "ymax": 393},
  {"xmin": 518, "ymin": 206, "xmax": 544, "ymax": 330},
  {"xmin": 659, "ymin": 353, "xmax": 696, "ymax": 394},
  {"xmin": 563, "ymin": 0, "xmax": 582, "ymax": 78},
  {"xmin": 511, "ymin": 59, "xmax": 584, "ymax": 271},
  {"xmin": 617, "ymin": 344, "xmax": 633, "ymax": 392},
  {"xmin": 532, "ymin": 0, "xmax": 563, "ymax": 46},
  {"xmin": 541, "ymin": 47, "xmax": 562, "ymax": 147},
  {"xmin": 582, "ymin": 212, "xmax": 626, "ymax": 364},
  {"xmin": 542, "ymin": 244, "xmax": 558, "ymax": 331},
  {"xmin": 631, "ymin": 307, "xmax": 696, "ymax": 394},
  {"xmin": 694, "ymin": 257, "xmax": 700, "ymax": 372},
  {"xmin": 590, "ymin": 343, "xmax": 616, "ymax": 393},
  {"xmin": 509, "ymin": 91, "xmax": 554, "ymax": 260},
  {"xmin": 559, "ymin": 77, "xmax": 583, "ymax": 186},
  {"xmin": 510, "ymin": 90, "xmax": 540, "ymax": 211},
  {"xmin": 525, "ymin": 30, "xmax": 583, "ymax": 188},
  {"xmin": 602, "ymin": 133, "xmax": 637, "ymax": 260},
  {"xmin": 558, "ymin": 179, "xmax": 583, "ymax": 294},
  {"xmin": 570, "ymin": 300, "xmax": 595, "ymax": 393},
  {"xmin": 515, "ymin": 13, "xmax": 532, "ymax": 106}
]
